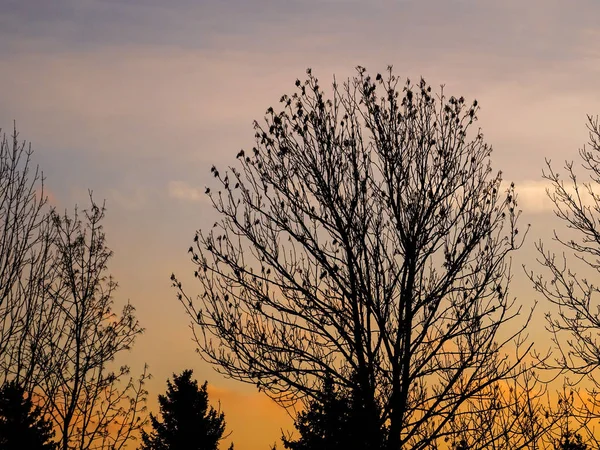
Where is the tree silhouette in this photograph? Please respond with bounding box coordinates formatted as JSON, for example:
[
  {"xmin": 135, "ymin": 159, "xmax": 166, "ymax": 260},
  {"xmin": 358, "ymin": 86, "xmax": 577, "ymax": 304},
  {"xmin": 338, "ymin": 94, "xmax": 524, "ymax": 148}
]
[
  {"xmin": 0, "ymin": 126, "xmax": 149, "ymax": 450},
  {"xmin": 528, "ymin": 115, "xmax": 600, "ymax": 447},
  {"xmin": 0, "ymin": 126, "xmax": 55, "ymax": 391},
  {"xmin": 36, "ymin": 198, "xmax": 149, "ymax": 450},
  {"xmin": 0, "ymin": 380, "xmax": 57, "ymax": 450},
  {"xmin": 174, "ymin": 66, "xmax": 535, "ymax": 450},
  {"xmin": 282, "ymin": 377, "xmax": 384, "ymax": 450},
  {"xmin": 140, "ymin": 370, "xmax": 231, "ymax": 450}
]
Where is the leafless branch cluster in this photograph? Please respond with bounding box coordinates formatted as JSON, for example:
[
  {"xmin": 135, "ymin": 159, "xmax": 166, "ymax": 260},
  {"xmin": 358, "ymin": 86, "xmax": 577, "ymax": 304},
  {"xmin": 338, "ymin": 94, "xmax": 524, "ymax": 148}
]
[
  {"xmin": 528, "ymin": 115, "xmax": 600, "ymax": 447},
  {"xmin": 0, "ymin": 127, "xmax": 148, "ymax": 450},
  {"xmin": 175, "ymin": 67, "xmax": 536, "ymax": 450}
]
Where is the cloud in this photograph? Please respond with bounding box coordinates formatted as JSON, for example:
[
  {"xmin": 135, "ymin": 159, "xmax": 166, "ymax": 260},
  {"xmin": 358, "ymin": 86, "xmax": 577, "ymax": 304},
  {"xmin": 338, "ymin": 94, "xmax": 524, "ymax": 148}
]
[
  {"xmin": 1, "ymin": 0, "xmax": 599, "ymax": 179},
  {"xmin": 165, "ymin": 178, "xmax": 570, "ymax": 215},
  {"xmin": 3, "ymin": 0, "xmax": 598, "ymax": 63},
  {"xmin": 168, "ymin": 181, "xmax": 208, "ymax": 203},
  {"xmin": 512, "ymin": 179, "xmax": 600, "ymax": 214},
  {"xmin": 511, "ymin": 181, "xmax": 555, "ymax": 214}
]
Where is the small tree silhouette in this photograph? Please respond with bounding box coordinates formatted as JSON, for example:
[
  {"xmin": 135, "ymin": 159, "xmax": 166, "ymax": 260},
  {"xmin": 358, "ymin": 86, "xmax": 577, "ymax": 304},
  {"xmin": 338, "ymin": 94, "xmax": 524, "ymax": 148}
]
[
  {"xmin": 0, "ymin": 381, "xmax": 57, "ymax": 450},
  {"xmin": 140, "ymin": 370, "xmax": 231, "ymax": 450},
  {"xmin": 282, "ymin": 377, "xmax": 384, "ymax": 450}
]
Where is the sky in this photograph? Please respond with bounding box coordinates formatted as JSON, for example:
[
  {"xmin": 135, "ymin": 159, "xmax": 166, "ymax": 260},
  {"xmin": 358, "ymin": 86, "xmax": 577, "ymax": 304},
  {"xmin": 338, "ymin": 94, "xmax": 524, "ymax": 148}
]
[{"xmin": 1, "ymin": 0, "xmax": 600, "ymax": 448}]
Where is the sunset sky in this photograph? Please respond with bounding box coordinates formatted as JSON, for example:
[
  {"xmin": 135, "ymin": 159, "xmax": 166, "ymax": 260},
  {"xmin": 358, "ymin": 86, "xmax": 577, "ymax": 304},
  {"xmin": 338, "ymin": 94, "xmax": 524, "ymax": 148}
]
[{"xmin": 1, "ymin": 1, "xmax": 600, "ymax": 448}]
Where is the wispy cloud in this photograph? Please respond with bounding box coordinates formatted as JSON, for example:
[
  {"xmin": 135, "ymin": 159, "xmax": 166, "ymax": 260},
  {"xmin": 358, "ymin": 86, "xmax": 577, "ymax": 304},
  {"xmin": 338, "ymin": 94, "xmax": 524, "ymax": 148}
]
[
  {"xmin": 513, "ymin": 179, "xmax": 600, "ymax": 214},
  {"xmin": 512, "ymin": 181, "xmax": 555, "ymax": 214},
  {"xmin": 168, "ymin": 181, "xmax": 209, "ymax": 203}
]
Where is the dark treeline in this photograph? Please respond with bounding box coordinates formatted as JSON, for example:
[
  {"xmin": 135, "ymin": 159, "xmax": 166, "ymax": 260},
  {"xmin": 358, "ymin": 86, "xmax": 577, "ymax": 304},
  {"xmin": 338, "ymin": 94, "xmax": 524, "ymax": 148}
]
[{"xmin": 3, "ymin": 67, "xmax": 600, "ymax": 450}]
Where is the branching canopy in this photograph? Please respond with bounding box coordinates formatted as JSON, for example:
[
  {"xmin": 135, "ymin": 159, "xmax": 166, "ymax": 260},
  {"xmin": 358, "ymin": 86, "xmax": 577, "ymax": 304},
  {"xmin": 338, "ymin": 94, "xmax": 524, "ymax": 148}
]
[{"xmin": 175, "ymin": 67, "xmax": 534, "ymax": 449}]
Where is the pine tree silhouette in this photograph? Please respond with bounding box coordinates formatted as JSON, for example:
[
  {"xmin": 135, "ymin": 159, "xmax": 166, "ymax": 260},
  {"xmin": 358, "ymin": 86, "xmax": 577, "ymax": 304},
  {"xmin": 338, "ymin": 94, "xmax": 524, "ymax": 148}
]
[
  {"xmin": 140, "ymin": 370, "xmax": 231, "ymax": 450},
  {"xmin": 0, "ymin": 381, "xmax": 57, "ymax": 450},
  {"xmin": 282, "ymin": 377, "xmax": 384, "ymax": 450}
]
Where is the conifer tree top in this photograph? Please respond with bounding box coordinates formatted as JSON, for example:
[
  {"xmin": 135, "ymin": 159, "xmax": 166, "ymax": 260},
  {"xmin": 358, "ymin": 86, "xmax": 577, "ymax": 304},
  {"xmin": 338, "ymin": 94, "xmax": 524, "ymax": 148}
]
[{"xmin": 140, "ymin": 370, "xmax": 230, "ymax": 450}]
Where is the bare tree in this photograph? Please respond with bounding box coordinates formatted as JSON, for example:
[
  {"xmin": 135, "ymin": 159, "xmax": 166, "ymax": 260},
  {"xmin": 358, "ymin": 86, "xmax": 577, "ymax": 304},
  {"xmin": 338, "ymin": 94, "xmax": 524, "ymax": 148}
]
[
  {"xmin": 34, "ymin": 199, "xmax": 149, "ymax": 450},
  {"xmin": 529, "ymin": 115, "xmax": 600, "ymax": 447},
  {"xmin": 0, "ymin": 126, "xmax": 55, "ymax": 391},
  {"xmin": 447, "ymin": 368, "xmax": 557, "ymax": 450},
  {"xmin": 174, "ymin": 67, "xmax": 535, "ymax": 450},
  {"xmin": 0, "ymin": 126, "xmax": 149, "ymax": 449}
]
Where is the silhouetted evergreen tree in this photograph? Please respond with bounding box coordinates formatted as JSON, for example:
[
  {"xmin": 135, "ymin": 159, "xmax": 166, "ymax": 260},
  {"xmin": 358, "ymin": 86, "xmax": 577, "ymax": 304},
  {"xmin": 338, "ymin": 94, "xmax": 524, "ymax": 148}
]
[
  {"xmin": 0, "ymin": 381, "xmax": 57, "ymax": 450},
  {"xmin": 140, "ymin": 370, "xmax": 231, "ymax": 450},
  {"xmin": 282, "ymin": 378, "xmax": 384, "ymax": 450}
]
